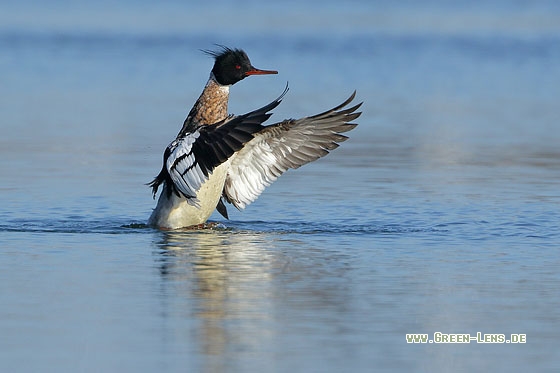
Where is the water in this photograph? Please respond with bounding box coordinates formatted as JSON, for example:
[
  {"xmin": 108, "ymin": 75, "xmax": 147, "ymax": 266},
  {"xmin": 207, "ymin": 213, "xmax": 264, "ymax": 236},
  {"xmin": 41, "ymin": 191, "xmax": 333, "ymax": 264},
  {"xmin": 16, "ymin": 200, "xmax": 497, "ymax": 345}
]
[{"xmin": 1, "ymin": 1, "xmax": 560, "ymax": 372}]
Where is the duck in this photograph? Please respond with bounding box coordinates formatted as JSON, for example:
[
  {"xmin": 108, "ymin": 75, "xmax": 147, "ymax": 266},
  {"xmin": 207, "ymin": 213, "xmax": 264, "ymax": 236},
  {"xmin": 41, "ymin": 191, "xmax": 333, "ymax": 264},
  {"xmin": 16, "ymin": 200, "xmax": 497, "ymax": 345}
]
[{"xmin": 148, "ymin": 46, "xmax": 361, "ymax": 229}]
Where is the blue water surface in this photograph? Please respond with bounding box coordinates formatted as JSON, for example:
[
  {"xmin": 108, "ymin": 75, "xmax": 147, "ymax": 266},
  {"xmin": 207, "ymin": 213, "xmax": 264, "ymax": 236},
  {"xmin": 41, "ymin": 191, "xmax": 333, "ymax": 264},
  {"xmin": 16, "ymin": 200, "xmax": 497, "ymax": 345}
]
[{"xmin": 1, "ymin": 1, "xmax": 560, "ymax": 372}]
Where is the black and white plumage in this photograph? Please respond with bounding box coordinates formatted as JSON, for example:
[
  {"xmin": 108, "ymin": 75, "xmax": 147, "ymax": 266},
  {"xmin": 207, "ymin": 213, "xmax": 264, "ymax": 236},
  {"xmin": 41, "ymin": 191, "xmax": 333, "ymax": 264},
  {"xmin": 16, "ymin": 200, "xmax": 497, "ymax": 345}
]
[
  {"xmin": 223, "ymin": 91, "xmax": 361, "ymax": 210},
  {"xmin": 147, "ymin": 47, "xmax": 361, "ymax": 229},
  {"xmin": 149, "ymin": 88, "xmax": 286, "ymax": 208}
]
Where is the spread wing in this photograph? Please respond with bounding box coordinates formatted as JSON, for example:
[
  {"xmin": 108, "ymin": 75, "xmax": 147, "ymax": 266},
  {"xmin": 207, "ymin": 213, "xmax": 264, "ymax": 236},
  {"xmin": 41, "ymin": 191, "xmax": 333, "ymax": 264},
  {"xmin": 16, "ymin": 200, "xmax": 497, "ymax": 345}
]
[
  {"xmin": 223, "ymin": 92, "xmax": 362, "ymax": 210},
  {"xmin": 148, "ymin": 88, "xmax": 288, "ymax": 206}
]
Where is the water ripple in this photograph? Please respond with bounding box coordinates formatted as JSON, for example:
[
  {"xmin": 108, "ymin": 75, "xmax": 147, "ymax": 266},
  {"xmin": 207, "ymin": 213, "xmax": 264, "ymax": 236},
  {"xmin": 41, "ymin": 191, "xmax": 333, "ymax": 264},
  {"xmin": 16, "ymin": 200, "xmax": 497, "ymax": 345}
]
[
  {"xmin": 0, "ymin": 218, "xmax": 149, "ymax": 234},
  {"xmin": 2, "ymin": 217, "xmax": 556, "ymax": 242},
  {"xmin": 225, "ymin": 220, "xmax": 441, "ymax": 236},
  {"xmin": 0, "ymin": 217, "xmax": 443, "ymax": 236}
]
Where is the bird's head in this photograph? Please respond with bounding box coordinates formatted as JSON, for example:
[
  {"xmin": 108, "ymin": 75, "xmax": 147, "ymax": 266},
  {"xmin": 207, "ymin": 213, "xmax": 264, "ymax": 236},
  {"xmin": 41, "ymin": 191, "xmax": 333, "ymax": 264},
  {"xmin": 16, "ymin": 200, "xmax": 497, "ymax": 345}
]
[{"xmin": 204, "ymin": 46, "xmax": 278, "ymax": 86}]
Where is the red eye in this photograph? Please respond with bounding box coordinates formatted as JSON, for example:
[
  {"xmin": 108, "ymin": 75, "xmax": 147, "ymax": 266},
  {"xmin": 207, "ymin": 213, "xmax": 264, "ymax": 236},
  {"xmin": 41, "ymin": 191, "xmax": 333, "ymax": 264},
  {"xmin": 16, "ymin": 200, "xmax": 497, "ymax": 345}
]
[{"xmin": 235, "ymin": 65, "xmax": 241, "ymax": 70}]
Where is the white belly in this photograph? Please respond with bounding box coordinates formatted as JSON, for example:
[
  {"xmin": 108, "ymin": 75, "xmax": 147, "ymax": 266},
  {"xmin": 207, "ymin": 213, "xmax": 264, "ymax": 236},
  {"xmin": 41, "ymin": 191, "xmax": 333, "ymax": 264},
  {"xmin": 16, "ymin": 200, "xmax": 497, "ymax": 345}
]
[{"xmin": 148, "ymin": 161, "xmax": 231, "ymax": 229}]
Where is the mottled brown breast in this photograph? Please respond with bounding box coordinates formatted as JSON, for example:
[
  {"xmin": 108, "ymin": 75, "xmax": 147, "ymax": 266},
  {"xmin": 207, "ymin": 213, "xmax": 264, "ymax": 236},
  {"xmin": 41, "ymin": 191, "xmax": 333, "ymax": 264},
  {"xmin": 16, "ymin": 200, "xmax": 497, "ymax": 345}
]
[{"xmin": 191, "ymin": 78, "xmax": 230, "ymax": 125}]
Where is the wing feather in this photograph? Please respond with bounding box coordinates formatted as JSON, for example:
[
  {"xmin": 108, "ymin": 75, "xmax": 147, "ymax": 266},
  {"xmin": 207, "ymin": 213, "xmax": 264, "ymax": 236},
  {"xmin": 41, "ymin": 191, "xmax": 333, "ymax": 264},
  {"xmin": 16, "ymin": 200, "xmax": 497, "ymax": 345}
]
[{"xmin": 223, "ymin": 92, "xmax": 362, "ymax": 210}]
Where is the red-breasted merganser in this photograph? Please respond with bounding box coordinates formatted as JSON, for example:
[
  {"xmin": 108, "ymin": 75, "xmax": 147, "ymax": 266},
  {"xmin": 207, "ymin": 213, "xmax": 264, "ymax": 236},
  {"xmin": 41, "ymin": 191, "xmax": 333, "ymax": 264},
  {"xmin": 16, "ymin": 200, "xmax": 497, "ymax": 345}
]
[{"xmin": 148, "ymin": 46, "xmax": 361, "ymax": 229}]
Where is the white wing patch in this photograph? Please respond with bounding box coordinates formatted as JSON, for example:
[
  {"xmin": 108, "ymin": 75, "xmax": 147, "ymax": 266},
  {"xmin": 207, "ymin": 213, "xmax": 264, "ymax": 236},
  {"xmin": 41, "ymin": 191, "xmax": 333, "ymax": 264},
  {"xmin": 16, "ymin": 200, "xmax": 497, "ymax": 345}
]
[
  {"xmin": 225, "ymin": 137, "xmax": 283, "ymax": 209},
  {"xmin": 166, "ymin": 131, "xmax": 208, "ymax": 207}
]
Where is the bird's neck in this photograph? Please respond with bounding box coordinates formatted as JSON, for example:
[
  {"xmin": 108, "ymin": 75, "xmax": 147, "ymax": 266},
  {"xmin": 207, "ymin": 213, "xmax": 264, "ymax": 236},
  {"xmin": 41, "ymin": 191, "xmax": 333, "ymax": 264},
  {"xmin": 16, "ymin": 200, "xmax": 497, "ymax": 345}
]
[{"xmin": 180, "ymin": 74, "xmax": 230, "ymax": 134}]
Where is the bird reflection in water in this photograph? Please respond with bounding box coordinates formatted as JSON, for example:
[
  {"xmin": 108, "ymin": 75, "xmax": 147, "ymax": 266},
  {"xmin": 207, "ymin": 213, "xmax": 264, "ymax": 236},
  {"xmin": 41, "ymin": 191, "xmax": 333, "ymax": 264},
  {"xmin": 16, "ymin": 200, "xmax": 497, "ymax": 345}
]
[
  {"xmin": 153, "ymin": 229, "xmax": 281, "ymax": 360},
  {"xmin": 152, "ymin": 226, "xmax": 354, "ymax": 370}
]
